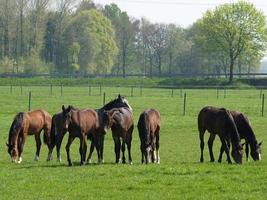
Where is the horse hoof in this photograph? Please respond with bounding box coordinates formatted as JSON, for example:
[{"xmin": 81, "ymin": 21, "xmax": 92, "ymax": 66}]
[
  {"xmin": 34, "ymin": 155, "xmax": 39, "ymax": 161},
  {"xmin": 57, "ymin": 158, "xmax": 62, "ymax": 163},
  {"xmin": 68, "ymin": 163, "xmax": 73, "ymax": 167},
  {"xmin": 17, "ymin": 157, "xmax": 22, "ymax": 164},
  {"xmin": 128, "ymin": 161, "xmax": 133, "ymax": 165}
]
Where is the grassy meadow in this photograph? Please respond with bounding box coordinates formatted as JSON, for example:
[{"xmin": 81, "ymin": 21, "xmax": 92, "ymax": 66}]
[{"xmin": 0, "ymin": 84, "xmax": 267, "ymax": 199}]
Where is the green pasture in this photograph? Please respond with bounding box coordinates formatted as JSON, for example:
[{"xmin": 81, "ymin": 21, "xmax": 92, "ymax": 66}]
[{"xmin": 0, "ymin": 85, "xmax": 267, "ymax": 199}]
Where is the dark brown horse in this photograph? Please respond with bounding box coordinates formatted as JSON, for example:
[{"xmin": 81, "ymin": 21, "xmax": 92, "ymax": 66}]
[
  {"xmin": 198, "ymin": 106, "xmax": 243, "ymax": 164},
  {"xmin": 61, "ymin": 106, "xmax": 109, "ymax": 166},
  {"xmin": 104, "ymin": 107, "xmax": 134, "ymax": 164},
  {"xmin": 230, "ymin": 111, "xmax": 262, "ymax": 161},
  {"xmin": 137, "ymin": 108, "xmax": 160, "ymax": 164},
  {"xmin": 6, "ymin": 109, "xmax": 52, "ymax": 163},
  {"xmin": 50, "ymin": 105, "xmax": 75, "ymax": 162}
]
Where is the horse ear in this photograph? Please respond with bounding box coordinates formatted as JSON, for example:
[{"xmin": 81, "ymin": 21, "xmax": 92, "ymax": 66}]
[
  {"xmin": 6, "ymin": 142, "xmax": 8, "ymax": 147},
  {"xmin": 62, "ymin": 105, "xmax": 65, "ymax": 111},
  {"xmin": 241, "ymin": 143, "xmax": 245, "ymax": 147},
  {"xmin": 118, "ymin": 94, "xmax": 121, "ymax": 99},
  {"xmin": 259, "ymin": 141, "xmax": 262, "ymax": 146}
]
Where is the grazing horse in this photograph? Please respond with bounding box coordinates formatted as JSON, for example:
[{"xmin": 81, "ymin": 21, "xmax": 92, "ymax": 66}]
[
  {"xmin": 105, "ymin": 107, "xmax": 134, "ymax": 164},
  {"xmin": 137, "ymin": 108, "xmax": 160, "ymax": 164},
  {"xmin": 230, "ymin": 111, "xmax": 262, "ymax": 161},
  {"xmin": 61, "ymin": 106, "xmax": 110, "ymax": 166},
  {"xmin": 6, "ymin": 109, "xmax": 52, "ymax": 163},
  {"xmin": 198, "ymin": 106, "xmax": 243, "ymax": 164}
]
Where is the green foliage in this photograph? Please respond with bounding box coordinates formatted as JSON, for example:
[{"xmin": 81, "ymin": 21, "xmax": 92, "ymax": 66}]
[
  {"xmin": 62, "ymin": 9, "xmax": 118, "ymax": 74},
  {"xmin": 195, "ymin": 1, "xmax": 267, "ymax": 81}
]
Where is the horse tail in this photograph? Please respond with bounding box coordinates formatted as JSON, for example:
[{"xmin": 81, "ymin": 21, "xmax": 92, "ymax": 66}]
[
  {"xmin": 8, "ymin": 112, "xmax": 24, "ymax": 144},
  {"xmin": 138, "ymin": 112, "xmax": 150, "ymax": 144},
  {"xmin": 43, "ymin": 130, "xmax": 47, "ymax": 145},
  {"xmin": 50, "ymin": 115, "xmax": 57, "ymax": 147}
]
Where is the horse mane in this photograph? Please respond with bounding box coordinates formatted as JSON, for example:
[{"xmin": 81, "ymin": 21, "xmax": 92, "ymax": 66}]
[
  {"xmin": 224, "ymin": 110, "xmax": 241, "ymax": 149},
  {"xmin": 102, "ymin": 98, "xmax": 119, "ymax": 110},
  {"xmin": 238, "ymin": 113, "xmax": 257, "ymax": 145},
  {"xmin": 8, "ymin": 112, "xmax": 24, "ymax": 146}
]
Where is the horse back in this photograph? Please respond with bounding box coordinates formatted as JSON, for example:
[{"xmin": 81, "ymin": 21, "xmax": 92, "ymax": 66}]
[
  {"xmin": 143, "ymin": 108, "xmax": 160, "ymax": 135},
  {"xmin": 70, "ymin": 108, "xmax": 99, "ymax": 134},
  {"xmin": 110, "ymin": 107, "xmax": 134, "ymax": 129},
  {"xmin": 26, "ymin": 109, "xmax": 52, "ymax": 134},
  {"xmin": 198, "ymin": 106, "xmax": 236, "ymax": 138}
]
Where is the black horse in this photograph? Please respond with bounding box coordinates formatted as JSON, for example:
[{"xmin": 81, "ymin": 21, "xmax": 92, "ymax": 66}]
[
  {"xmin": 230, "ymin": 111, "xmax": 262, "ymax": 161},
  {"xmin": 198, "ymin": 106, "xmax": 243, "ymax": 164}
]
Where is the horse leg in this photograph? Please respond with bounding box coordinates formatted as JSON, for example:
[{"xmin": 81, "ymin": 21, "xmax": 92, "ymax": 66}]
[
  {"xmin": 245, "ymin": 141, "xmax": 249, "ymax": 162},
  {"xmin": 65, "ymin": 135, "xmax": 75, "ymax": 166},
  {"xmin": 94, "ymin": 136, "xmax": 102, "ymax": 164},
  {"xmin": 208, "ymin": 134, "xmax": 216, "ymax": 162},
  {"xmin": 140, "ymin": 143, "xmax": 145, "ymax": 164},
  {"xmin": 155, "ymin": 131, "xmax": 160, "ymax": 164},
  {"xmin": 44, "ymin": 127, "xmax": 52, "ymax": 161},
  {"xmin": 79, "ymin": 135, "xmax": 87, "ymax": 165},
  {"xmin": 199, "ymin": 128, "xmax": 205, "ymax": 163},
  {"xmin": 56, "ymin": 133, "xmax": 65, "ymax": 162},
  {"xmin": 218, "ymin": 138, "xmax": 232, "ymax": 164},
  {"xmin": 34, "ymin": 134, "xmax": 42, "ymax": 161},
  {"xmin": 86, "ymin": 137, "xmax": 94, "ymax": 164},
  {"xmin": 126, "ymin": 131, "xmax": 133, "ymax": 165},
  {"xmin": 100, "ymin": 134, "xmax": 105, "ymax": 163},
  {"xmin": 17, "ymin": 135, "xmax": 25, "ymax": 164},
  {"xmin": 121, "ymin": 137, "xmax": 126, "ymax": 164},
  {"xmin": 113, "ymin": 136, "xmax": 121, "ymax": 163}
]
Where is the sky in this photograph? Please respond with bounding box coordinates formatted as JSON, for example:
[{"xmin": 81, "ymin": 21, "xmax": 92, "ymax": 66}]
[{"xmin": 93, "ymin": 0, "xmax": 267, "ymax": 28}]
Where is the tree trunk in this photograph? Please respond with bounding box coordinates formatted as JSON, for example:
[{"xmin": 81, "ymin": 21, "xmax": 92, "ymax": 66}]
[
  {"xmin": 4, "ymin": 0, "xmax": 9, "ymax": 57},
  {"xmin": 229, "ymin": 59, "xmax": 234, "ymax": 83}
]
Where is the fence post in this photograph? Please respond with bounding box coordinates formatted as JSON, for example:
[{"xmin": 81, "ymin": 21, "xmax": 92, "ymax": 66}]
[
  {"xmin": 103, "ymin": 92, "xmax": 106, "ymax": 105},
  {"xmin": 171, "ymin": 88, "xmax": 174, "ymax": 97},
  {"xmin": 28, "ymin": 91, "xmax": 32, "ymax": 111},
  {"xmin": 183, "ymin": 93, "xmax": 187, "ymax": 116},
  {"xmin": 262, "ymin": 94, "xmax": 265, "ymax": 117},
  {"xmin": 61, "ymin": 84, "xmax": 63, "ymax": 96}
]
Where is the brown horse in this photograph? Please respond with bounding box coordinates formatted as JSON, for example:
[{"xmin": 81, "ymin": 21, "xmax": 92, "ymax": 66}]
[
  {"xmin": 230, "ymin": 111, "xmax": 262, "ymax": 161},
  {"xmin": 137, "ymin": 108, "xmax": 160, "ymax": 164},
  {"xmin": 50, "ymin": 95, "xmax": 132, "ymax": 163},
  {"xmin": 104, "ymin": 107, "xmax": 134, "ymax": 164},
  {"xmin": 198, "ymin": 106, "xmax": 243, "ymax": 164},
  {"xmin": 6, "ymin": 109, "xmax": 52, "ymax": 163},
  {"xmin": 61, "ymin": 106, "xmax": 109, "ymax": 166}
]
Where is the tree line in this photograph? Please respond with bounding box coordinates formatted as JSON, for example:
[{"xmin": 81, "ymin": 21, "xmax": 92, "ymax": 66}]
[{"xmin": 1, "ymin": 0, "xmax": 267, "ymax": 82}]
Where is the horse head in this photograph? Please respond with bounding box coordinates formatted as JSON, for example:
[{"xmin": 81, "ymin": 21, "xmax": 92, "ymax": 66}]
[
  {"xmin": 251, "ymin": 141, "xmax": 262, "ymax": 161},
  {"xmin": 62, "ymin": 105, "xmax": 73, "ymax": 130},
  {"xmin": 231, "ymin": 144, "xmax": 243, "ymax": 164},
  {"xmin": 6, "ymin": 142, "xmax": 18, "ymax": 162}
]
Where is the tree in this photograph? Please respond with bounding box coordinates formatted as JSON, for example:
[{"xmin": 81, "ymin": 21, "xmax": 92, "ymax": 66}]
[
  {"xmin": 196, "ymin": 1, "xmax": 267, "ymax": 82},
  {"xmin": 103, "ymin": 4, "xmax": 137, "ymax": 77},
  {"xmin": 62, "ymin": 9, "xmax": 118, "ymax": 73}
]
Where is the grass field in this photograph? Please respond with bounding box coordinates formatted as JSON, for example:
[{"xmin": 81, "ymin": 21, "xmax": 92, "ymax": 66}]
[{"xmin": 0, "ymin": 85, "xmax": 267, "ymax": 199}]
